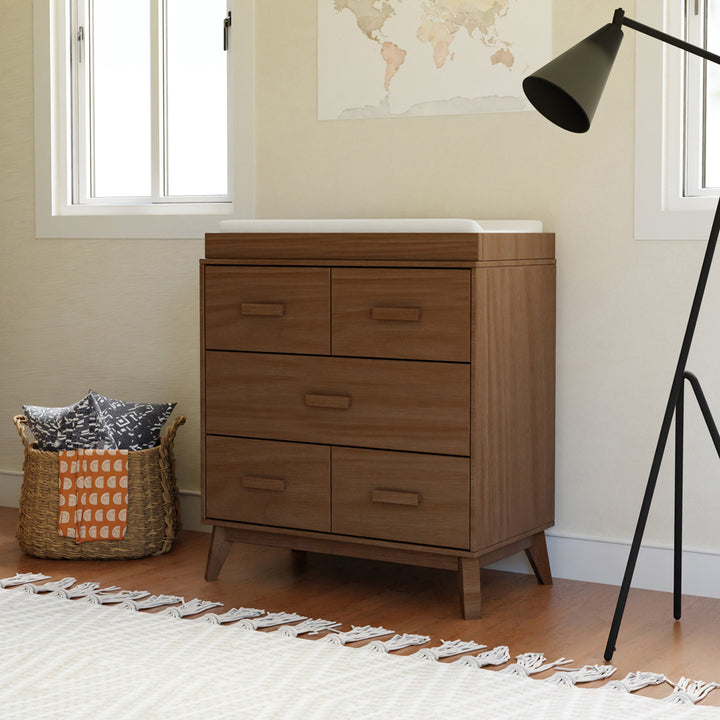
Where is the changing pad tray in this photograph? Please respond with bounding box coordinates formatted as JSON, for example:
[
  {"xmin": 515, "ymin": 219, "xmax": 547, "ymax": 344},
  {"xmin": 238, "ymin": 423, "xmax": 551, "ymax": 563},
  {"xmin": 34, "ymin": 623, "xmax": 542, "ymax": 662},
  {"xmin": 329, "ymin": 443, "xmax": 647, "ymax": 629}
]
[{"xmin": 217, "ymin": 218, "xmax": 543, "ymax": 234}]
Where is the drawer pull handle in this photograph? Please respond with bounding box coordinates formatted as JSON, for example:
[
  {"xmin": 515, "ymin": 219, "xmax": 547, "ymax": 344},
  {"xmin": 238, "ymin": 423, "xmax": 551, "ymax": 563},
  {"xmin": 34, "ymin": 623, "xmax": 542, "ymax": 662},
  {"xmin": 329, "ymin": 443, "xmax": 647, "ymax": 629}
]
[
  {"xmin": 371, "ymin": 307, "xmax": 421, "ymax": 322},
  {"xmin": 304, "ymin": 393, "xmax": 352, "ymax": 410},
  {"xmin": 241, "ymin": 475, "xmax": 286, "ymax": 492},
  {"xmin": 371, "ymin": 489, "xmax": 420, "ymax": 506},
  {"xmin": 240, "ymin": 302, "xmax": 285, "ymax": 317}
]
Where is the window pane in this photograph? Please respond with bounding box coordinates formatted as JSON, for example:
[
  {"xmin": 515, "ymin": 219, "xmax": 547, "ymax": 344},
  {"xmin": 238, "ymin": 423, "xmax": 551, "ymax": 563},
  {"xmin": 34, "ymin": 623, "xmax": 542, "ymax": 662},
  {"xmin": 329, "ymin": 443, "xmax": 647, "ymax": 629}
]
[
  {"xmin": 90, "ymin": 0, "xmax": 151, "ymax": 198},
  {"xmin": 165, "ymin": 0, "xmax": 228, "ymax": 197},
  {"xmin": 705, "ymin": 0, "xmax": 720, "ymax": 187}
]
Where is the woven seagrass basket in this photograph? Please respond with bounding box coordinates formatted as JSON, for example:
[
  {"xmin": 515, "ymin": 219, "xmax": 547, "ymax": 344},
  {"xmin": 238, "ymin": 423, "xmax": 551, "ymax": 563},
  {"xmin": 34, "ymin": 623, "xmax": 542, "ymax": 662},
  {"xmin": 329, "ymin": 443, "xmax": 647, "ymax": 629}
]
[{"xmin": 13, "ymin": 414, "xmax": 186, "ymax": 560}]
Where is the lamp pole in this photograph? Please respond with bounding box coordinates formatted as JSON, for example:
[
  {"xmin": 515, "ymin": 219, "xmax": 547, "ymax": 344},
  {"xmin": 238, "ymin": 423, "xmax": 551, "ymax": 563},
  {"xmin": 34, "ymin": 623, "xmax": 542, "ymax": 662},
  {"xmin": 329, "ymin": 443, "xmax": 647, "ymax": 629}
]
[
  {"xmin": 601, "ymin": 8, "xmax": 720, "ymax": 662},
  {"xmin": 616, "ymin": 8, "xmax": 720, "ymax": 65},
  {"xmin": 604, "ymin": 194, "xmax": 720, "ymax": 661},
  {"xmin": 522, "ymin": 6, "xmax": 720, "ymax": 662}
]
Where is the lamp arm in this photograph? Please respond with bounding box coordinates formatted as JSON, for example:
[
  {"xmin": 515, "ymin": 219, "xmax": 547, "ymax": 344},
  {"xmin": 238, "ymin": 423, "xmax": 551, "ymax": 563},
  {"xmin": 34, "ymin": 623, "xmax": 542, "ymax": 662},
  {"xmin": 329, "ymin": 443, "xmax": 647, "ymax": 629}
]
[{"xmin": 613, "ymin": 7, "xmax": 720, "ymax": 66}]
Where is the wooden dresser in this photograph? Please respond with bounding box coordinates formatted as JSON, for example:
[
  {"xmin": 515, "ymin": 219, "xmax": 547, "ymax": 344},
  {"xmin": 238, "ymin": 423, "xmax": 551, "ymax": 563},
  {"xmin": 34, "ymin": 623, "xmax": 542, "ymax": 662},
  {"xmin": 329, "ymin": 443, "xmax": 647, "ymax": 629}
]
[{"xmin": 201, "ymin": 229, "xmax": 556, "ymax": 618}]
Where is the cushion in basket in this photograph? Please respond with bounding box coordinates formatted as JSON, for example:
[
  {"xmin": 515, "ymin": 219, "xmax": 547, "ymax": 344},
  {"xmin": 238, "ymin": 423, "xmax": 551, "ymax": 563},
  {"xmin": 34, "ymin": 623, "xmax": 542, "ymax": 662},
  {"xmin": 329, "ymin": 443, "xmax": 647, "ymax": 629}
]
[
  {"xmin": 22, "ymin": 393, "xmax": 105, "ymax": 451},
  {"xmin": 90, "ymin": 390, "xmax": 176, "ymax": 451}
]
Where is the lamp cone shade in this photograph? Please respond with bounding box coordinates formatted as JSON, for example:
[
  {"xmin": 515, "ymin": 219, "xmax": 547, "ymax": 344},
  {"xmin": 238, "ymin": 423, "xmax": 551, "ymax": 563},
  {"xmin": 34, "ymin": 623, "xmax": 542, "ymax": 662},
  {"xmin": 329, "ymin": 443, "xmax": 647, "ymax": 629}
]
[{"xmin": 523, "ymin": 23, "xmax": 624, "ymax": 133}]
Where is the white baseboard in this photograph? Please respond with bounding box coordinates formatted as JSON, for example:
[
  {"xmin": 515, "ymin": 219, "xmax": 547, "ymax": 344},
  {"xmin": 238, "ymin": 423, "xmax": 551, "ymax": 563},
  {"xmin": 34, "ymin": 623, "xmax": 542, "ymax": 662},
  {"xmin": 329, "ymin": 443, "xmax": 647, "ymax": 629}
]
[
  {"xmin": 177, "ymin": 491, "xmax": 210, "ymax": 533},
  {"xmin": 2, "ymin": 468, "xmax": 719, "ymax": 598},
  {"xmin": 0, "ymin": 469, "xmax": 210, "ymax": 534},
  {"xmin": 489, "ymin": 531, "xmax": 720, "ymax": 600},
  {"xmin": 0, "ymin": 470, "xmax": 22, "ymax": 508}
]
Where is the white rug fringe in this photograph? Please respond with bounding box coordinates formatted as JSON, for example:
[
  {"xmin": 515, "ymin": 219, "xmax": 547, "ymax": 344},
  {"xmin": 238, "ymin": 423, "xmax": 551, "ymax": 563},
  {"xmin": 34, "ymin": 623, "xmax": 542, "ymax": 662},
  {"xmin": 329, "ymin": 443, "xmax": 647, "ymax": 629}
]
[
  {"xmin": 664, "ymin": 678, "xmax": 720, "ymax": 705},
  {"xmin": 161, "ymin": 598, "xmax": 225, "ymax": 619},
  {"xmin": 365, "ymin": 633, "xmax": 431, "ymax": 653},
  {"xmin": 454, "ymin": 645, "xmax": 512, "ymax": 668},
  {"xmin": 320, "ymin": 624, "xmax": 394, "ymax": 645},
  {"xmin": 275, "ymin": 618, "xmax": 342, "ymax": 637},
  {"xmin": 412, "ymin": 639, "xmax": 486, "ymax": 661},
  {"xmin": 0, "ymin": 572, "xmax": 51, "ymax": 588},
  {"xmin": 50, "ymin": 582, "xmax": 121, "ymax": 599},
  {"xmin": 2, "ymin": 573, "xmax": 719, "ymax": 716},
  {"xmin": 235, "ymin": 611, "xmax": 307, "ymax": 630},
  {"xmin": 120, "ymin": 594, "xmax": 184, "ymax": 611},
  {"xmin": 202, "ymin": 607, "xmax": 265, "ymax": 624},
  {"xmin": 545, "ymin": 664, "xmax": 617, "ymax": 687},
  {"xmin": 21, "ymin": 576, "xmax": 77, "ymax": 593},
  {"xmin": 605, "ymin": 672, "xmax": 668, "ymax": 694},
  {"xmin": 500, "ymin": 652, "xmax": 573, "ymax": 677},
  {"xmin": 82, "ymin": 590, "xmax": 152, "ymax": 605}
]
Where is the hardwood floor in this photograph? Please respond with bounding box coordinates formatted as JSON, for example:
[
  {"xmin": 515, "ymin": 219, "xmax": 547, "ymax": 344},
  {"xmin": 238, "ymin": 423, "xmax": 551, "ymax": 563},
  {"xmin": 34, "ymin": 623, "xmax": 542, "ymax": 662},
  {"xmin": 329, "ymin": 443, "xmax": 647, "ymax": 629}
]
[{"xmin": 2, "ymin": 505, "xmax": 719, "ymax": 706}]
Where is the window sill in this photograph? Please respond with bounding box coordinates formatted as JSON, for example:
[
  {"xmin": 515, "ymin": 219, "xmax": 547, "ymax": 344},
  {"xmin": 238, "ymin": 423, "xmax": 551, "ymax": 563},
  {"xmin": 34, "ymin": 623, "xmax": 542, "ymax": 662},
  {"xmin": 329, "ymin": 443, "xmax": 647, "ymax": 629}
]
[{"xmin": 35, "ymin": 203, "xmax": 240, "ymax": 240}]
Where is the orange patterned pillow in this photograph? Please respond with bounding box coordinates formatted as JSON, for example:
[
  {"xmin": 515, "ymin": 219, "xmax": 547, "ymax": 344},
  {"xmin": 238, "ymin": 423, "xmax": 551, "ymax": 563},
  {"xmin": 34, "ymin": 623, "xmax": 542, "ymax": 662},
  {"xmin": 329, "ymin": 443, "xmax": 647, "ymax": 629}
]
[{"xmin": 58, "ymin": 449, "xmax": 129, "ymax": 544}]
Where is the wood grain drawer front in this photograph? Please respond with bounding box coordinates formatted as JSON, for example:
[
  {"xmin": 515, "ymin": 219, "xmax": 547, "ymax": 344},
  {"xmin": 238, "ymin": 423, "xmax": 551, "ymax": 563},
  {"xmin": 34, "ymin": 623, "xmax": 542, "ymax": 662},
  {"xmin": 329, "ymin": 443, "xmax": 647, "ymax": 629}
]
[
  {"xmin": 204, "ymin": 436, "xmax": 330, "ymax": 532},
  {"xmin": 203, "ymin": 266, "xmax": 330, "ymax": 354},
  {"xmin": 205, "ymin": 351, "xmax": 470, "ymax": 455},
  {"xmin": 332, "ymin": 268, "xmax": 471, "ymax": 361},
  {"xmin": 332, "ymin": 447, "xmax": 470, "ymax": 549}
]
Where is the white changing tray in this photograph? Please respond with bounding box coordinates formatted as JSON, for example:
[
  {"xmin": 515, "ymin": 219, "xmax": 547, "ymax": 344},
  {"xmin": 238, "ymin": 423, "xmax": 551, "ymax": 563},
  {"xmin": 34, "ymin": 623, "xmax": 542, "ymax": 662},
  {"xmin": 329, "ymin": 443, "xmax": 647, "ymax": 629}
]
[{"xmin": 217, "ymin": 218, "xmax": 543, "ymax": 234}]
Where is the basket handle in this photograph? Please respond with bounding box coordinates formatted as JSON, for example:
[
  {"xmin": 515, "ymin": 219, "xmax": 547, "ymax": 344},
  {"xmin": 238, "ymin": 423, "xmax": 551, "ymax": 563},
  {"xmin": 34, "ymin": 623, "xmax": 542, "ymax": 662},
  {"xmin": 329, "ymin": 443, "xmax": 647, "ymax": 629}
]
[
  {"xmin": 161, "ymin": 414, "xmax": 186, "ymax": 449},
  {"xmin": 13, "ymin": 415, "xmax": 30, "ymax": 451},
  {"xmin": 158, "ymin": 414, "xmax": 186, "ymax": 550}
]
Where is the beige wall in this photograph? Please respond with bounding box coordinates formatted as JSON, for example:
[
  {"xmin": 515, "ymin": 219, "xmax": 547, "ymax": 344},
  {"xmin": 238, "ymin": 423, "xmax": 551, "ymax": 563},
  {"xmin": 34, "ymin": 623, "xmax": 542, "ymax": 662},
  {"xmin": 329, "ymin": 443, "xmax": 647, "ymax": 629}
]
[
  {"xmin": 253, "ymin": 0, "xmax": 720, "ymax": 553},
  {"xmin": 3, "ymin": 0, "xmax": 720, "ymax": 561},
  {"xmin": 0, "ymin": 1, "xmax": 203, "ymax": 496}
]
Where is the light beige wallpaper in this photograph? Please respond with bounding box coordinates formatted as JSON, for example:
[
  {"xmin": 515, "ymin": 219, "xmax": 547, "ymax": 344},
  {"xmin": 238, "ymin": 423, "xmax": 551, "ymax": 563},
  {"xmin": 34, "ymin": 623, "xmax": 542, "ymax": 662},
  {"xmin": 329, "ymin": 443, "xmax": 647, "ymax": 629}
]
[
  {"xmin": 0, "ymin": 1, "xmax": 203, "ymax": 502},
  {"xmin": 3, "ymin": 0, "xmax": 720, "ymax": 561}
]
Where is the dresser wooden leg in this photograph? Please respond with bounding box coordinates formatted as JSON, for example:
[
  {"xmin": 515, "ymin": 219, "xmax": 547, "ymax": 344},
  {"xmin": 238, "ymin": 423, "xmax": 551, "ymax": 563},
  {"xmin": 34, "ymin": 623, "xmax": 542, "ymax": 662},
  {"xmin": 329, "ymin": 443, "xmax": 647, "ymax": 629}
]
[
  {"xmin": 458, "ymin": 557, "xmax": 482, "ymax": 619},
  {"xmin": 525, "ymin": 531, "xmax": 553, "ymax": 585},
  {"xmin": 205, "ymin": 526, "xmax": 232, "ymax": 581}
]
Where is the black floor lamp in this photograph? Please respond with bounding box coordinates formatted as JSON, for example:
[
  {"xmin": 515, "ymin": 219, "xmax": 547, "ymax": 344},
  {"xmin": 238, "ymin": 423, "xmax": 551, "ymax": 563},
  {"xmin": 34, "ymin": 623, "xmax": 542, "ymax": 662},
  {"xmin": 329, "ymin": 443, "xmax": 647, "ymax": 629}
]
[{"xmin": 522, "ymin": 7, "xmax": 720, "ymax": 662}]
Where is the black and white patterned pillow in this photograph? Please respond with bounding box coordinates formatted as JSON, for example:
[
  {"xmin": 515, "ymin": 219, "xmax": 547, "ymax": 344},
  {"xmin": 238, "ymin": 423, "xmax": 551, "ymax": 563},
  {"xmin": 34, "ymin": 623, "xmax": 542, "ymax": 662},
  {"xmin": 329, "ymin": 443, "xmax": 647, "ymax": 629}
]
[
  {"xmin": 89, "ymin": 391, "xmax": 176, "ymax": 451},
  {"xmin": 23, "ymin": 393, "xmax": 105, "ymax": 451}
]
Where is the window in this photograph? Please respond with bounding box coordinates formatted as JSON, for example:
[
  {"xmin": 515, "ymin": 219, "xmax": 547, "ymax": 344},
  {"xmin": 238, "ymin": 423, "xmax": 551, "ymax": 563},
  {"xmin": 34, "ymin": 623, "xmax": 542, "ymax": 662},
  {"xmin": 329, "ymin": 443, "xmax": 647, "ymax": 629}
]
[
  {"xmin": 685, "ymin": 0, "xmax": 720, "ymax": 196},
  {"xmin": 34, "ymin": 0, "xmax": 254, "ymax": 239},
  {"xmin": 704, "ymin": 0, "xmax": 720, "ymax": 188},
  {"xmin": 72, "ymin": 0, "xmax": 228, "ymax": 203},
  {"xmin": 635, "ymin": 0, "xmax": 718, "ymax": 240}
]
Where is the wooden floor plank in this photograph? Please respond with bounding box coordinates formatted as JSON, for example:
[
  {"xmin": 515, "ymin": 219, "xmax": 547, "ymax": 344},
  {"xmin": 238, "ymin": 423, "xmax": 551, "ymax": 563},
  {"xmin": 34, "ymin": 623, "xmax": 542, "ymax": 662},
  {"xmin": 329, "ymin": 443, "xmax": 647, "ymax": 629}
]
[{"xmin": 1, "ymin": 506, "xmax": 719, "ymax": 705}]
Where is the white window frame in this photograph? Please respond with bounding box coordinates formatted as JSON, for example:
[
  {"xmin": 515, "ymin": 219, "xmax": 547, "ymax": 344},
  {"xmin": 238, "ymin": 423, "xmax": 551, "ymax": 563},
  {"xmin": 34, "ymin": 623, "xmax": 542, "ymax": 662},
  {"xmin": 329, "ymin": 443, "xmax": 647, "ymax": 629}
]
[
  {"xmin": 33, "ymin": 0, "xmax": 254, "ymax": 239},
  {"xmin": 635, "ymin": 0, "xmax": 717, "ymax": 240}
]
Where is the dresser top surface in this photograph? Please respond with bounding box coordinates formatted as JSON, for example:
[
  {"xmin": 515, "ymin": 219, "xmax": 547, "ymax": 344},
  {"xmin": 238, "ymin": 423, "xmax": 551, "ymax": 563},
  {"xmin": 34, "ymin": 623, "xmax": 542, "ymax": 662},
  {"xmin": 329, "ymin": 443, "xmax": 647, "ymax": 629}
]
[{"xmin": 205, "ymin": 230, "xmax": 555, "ymax": 263}]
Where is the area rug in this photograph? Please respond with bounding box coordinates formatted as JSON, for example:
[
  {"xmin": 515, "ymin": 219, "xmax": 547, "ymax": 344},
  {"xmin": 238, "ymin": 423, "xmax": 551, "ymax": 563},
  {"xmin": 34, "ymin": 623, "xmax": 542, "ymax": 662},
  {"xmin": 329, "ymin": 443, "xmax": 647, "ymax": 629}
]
[{"xmin": 1, "ymin": 574, "xmax": 719, "ymax": 719}]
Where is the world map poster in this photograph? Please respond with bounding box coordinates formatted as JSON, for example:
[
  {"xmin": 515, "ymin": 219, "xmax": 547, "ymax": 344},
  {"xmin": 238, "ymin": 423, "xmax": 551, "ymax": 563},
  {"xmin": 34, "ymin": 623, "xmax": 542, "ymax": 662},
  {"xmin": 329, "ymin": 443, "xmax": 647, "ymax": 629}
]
[{"xmin": 318, "ymin": 0, "xmax": 552, "ymax": 120}]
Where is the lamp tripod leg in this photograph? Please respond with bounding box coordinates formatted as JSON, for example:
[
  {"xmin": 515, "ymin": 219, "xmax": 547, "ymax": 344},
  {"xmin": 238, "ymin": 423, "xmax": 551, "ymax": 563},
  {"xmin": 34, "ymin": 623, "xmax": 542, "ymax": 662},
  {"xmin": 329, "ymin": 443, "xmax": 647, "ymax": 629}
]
[
  {"xmin": 685, "ymin": 372, "xmax": 720, "ymax": 458},
  {"xmin": 603, "ymin": 196, "xmax": 720, "ymax": 663},
  {"xmin": 675, "ymin": 371, "xmax": 720, "ymax": 620},
  {"xmin": 674, "ymin": 382, "xmax": 684, "ymax": 621},
  {"xmin": 604, "ymin": 400, "xmax": 676, "ymax": 662}
]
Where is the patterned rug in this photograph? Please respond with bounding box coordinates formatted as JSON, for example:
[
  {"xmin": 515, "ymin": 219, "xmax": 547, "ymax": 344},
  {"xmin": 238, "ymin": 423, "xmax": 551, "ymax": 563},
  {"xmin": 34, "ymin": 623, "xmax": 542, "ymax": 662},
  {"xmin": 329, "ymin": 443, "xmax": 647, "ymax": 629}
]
[{"xmin": 1, "ymin": 573, "xmax": 719, "ymax": 719}]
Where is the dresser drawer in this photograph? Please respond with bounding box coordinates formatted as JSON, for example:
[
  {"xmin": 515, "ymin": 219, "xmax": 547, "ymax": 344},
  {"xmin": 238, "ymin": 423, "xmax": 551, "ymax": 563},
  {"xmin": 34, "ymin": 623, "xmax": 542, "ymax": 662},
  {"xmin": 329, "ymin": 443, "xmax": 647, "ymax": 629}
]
[
  {"xmin": 203, "ymin": 266, "xmax": 330, "ymax": 354},
  {"xmin": 332, "ymin": 268, "xmax": 471, "ymax": 361},
  {"xmin": 332, "ymin": 447, "xmax": 470, "ymax": 549},
  {"xmin": 205, "ymin": 351, "xmax": 470, "ymax": 455},
  {"xmin": 204, "ymin": 436, "xmax": 330, "ymax": 531}
]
